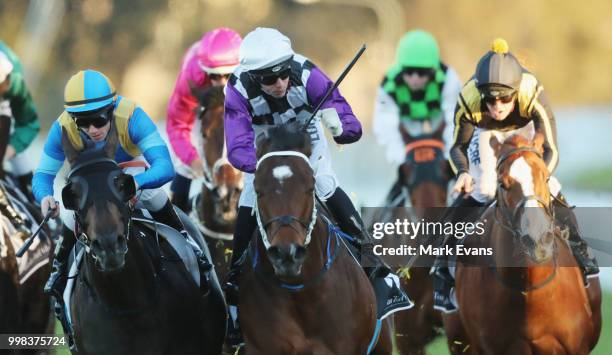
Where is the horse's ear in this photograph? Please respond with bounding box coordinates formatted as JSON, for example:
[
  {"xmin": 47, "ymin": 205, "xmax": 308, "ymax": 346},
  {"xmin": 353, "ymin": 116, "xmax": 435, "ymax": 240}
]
[
  {"xmin": 533, "ymin": 131, "xmax": 545, "ymax": 155},
  {"xmin": 61, "ymin": 127, "xmax": 80, "ymax": 165},
  {"xmin": 62, "ymin": 178, "xmax": 88, "ymax": 211},
  {"xmin": 113, "ymin": 173, "xmax": 136, "ymax": 202},
  {"xmin": 103, "ymin": 119, "xmax": 119, "ymax": 159},
  {"xmin": 398, "ymin": 122, "xmax": 413, "ymax": 144},
  {"xmin": 255, "ymin": 131, "xmax": 270, "ymax": 159},
  {"xmin": 489, "ymin": 135, "xmax": 502, "ymax": 154}
]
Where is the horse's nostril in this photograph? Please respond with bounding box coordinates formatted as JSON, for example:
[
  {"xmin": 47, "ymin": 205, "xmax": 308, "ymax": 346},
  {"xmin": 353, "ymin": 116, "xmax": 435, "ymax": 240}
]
[
  {"xmin": 91, "ymin": 239, "xmax": 102, "ymax": 252},
  {"xmin": 268, "ymin": 246, "xmax": 282, "ymax": 262},
  {"xmin": 117, "ymin": 234, "xmax": 127, "ymax": 251},
  {"xmin": 294, "ymin": 245, "xmax": 307, "ymax": 261}
]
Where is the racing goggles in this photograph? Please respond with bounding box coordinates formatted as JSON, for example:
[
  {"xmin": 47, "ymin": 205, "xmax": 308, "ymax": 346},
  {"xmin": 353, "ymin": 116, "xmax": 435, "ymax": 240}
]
[
  {"xmin": 482, "ymin": 92, "xmax": 516, "ymax": 105},
  {"xmin": 209, "ymin": 73, "xmax": 231, "ymax": 81},
  {"xmin": 252, "ymin": 69, "xmax": 290, "ymax": 85},
  {"xmin": 402, "ymin": 67, "xmax": 435, "ymax": 77},
  {"xmin": 71, "ymin": 105, "xmax": 113, "ymax": 129}
]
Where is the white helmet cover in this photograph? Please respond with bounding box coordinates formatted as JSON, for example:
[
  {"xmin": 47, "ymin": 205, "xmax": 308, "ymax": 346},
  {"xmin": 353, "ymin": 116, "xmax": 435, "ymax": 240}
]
[
  {"xmin": 239, "ymin": 28, "xmax": 295, "ymax": 72},
  {"xmin": 0, "ymin": 52, "xmax": 14, "ymax": 83}
]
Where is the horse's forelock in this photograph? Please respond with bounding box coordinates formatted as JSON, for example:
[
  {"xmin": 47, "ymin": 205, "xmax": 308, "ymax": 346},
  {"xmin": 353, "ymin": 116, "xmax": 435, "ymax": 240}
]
[
  {"xmin": 192, "ymin": 85, "xmax": 225, "ymax": 110},
  {"xmin": 260, "ymin": 124, "xmax": 312, "ymax": 156}
]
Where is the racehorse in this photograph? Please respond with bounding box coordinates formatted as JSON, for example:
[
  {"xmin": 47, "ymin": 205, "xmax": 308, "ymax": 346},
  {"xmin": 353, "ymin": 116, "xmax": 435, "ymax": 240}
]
[
  {"xmin": 368, "ymin": 123, "xmax": 452, "ymax": 354},
  {"xmin": 239, "ymin": 124, "xmax": 393, "ymax": 354},
  {"xmin": 0, "ymin": 114, "xmax": 53, "ymax": 353},
  {"xmin": 60, "ymin": 125, "xmax": 226, "ymax": 355},
  {"xmin": 443, "ymin": 133, "xmax": 602, "ymax": 354},
  {"xmin": 190, "ymin": 85, "xmax": 242, "ymax": 280}
]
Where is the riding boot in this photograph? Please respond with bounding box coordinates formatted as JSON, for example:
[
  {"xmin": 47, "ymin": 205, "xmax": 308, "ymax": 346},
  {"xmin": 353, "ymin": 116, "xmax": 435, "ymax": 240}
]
[
  {"xmin": 552, "ymin": 193, "xmax": 599, "ymax": 281},
  {"xmin": 0, "ymin": 183, "xmax": 29, "ymax": 235},
  {"xmin": 326, "ymin": 187, "xmax": 391, "ymax": 279},
  {"xmin": 149, "ymin": 200, "xmax": 212, "ymax": 274},
  {"xmin": 224, "ymin": 206, "xmax": 255, "ymax": 350},
  {"xmin": 45, "ymin": 225, "xmax": 76, "ymax": 300},
  {"xmin": 432, "ymin": 194, "xmax": 484, "ymax": 312},
  {"xmin": 171, "ymin": 192, "xmax": 190, "ymax": 214}
]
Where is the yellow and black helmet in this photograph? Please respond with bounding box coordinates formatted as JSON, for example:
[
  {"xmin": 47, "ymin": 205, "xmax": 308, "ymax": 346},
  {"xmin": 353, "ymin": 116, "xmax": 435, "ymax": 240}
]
[{"xmin": 474, "ymin": 38, "xmax": 523, "ymax": 97}]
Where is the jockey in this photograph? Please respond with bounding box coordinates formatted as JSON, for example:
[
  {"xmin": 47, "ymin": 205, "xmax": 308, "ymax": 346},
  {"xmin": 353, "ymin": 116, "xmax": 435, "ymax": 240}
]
[
  {"xmin": 432, "ymin": 39, "xmax": 599, "ymax": 313},
  {"xmin": 0, "ymin": 42, "xmax": 40, "ymax": 232},
  {"xmin": 166, "ymin": 28, "xmax": 241, "ymax": 212},
  {"xmin": 33, "ymin": 69, "xmax": 212, "ymax": 301},
  {"xmin": 373, "ymin": 30, "xmax": 461, "ymax": 206},
  {"xmin": 223, "ymin": 27, "xmax": 398, "ymax": 342}
]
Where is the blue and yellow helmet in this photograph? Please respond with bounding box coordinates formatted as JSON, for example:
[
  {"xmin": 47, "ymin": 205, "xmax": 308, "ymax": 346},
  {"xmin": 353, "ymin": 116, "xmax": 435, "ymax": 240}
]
[{"xmin": 64, "ymin": 69, "xmax": 116, "ymax": 113}]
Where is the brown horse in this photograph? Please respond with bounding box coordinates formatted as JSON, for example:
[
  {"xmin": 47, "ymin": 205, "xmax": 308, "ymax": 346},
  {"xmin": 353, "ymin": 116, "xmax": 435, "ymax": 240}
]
[
  {"xmin": 0, "ymin": 114, "xmax": 53, "ymax": 354},
  {"xmin": 443, "ymin": 133, "xmax": 602, "ymax": 354},
  {"xmin": 365, "ymin": 123, "xmax": 452, "ymax": 354},
  {"xmin": 60, "ymin": 125, "xmax": 226, "ymax": 355},
  {"xmin": 392, "ymin": 135, "xmax": 452, "ymax": 355},
  {"xmin": 191, "ymin": 85, "xmax": 242, "ymax": 280},
  {"xmin": 239, "ymin": 124, "xmax": 392, "ymax": 354}
]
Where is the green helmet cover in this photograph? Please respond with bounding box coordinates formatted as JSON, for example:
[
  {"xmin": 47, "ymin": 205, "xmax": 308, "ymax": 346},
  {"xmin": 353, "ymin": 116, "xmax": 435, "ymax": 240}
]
[{"xmin": 396, "ymin": 30, "xmax": 440, "ymax": 69}]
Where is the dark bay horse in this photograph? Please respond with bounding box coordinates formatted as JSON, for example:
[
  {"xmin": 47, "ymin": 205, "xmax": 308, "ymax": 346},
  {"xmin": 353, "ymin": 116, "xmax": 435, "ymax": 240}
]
[
  {"xmin": 443, "ymin": 133, "xmax": 602, "ymax": 354},
  {"xmin": 239, "ymin": 124, "xmax": 392, "ymax": 354},
  {"xmin": 0, "ymin": 114, "xmax": 53, "ymax": 353},
  {"xmin": 60, "ymin": 125, "xmax": 226, "ymax": 355},
  {"xmin": 191, "ymin": 85, "xmax": 242, "ymax": 280},
  {"xmin": 367, "ymin": 123, "xmax": 452, "ymax": 354}
]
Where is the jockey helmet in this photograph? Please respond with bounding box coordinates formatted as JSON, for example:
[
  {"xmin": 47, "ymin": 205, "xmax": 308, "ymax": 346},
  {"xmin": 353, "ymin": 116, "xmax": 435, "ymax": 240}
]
[
  {"xmin": 396, "ymin": 30, "xmax": 440, "ymax": 69},
  {"xmin": 0, "ymin": 52, "xmax": 13, "ymax": 83},
  {"xmin": 197, "ymin": 27, "xmax": 242, "ymax": 75},
  {"xmin": 475, "ymin": 38, "xmax": 523, "ymax": 97},
  {"xmin": 239, "ymin": 27, "xmax": 294, "ymax": 76},
  {"xmin": 64, "ymin": 69, "xmax": 116, "ymax": 113}
]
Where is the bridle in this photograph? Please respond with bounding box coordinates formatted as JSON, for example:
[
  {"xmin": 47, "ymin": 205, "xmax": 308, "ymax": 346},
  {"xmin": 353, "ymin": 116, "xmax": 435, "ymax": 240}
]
[
  {"xmin": 253, "ymin": 151, "xmax": 317, "ymax": 250},
  {"xmin": 491, "ymin": 146, "xmax": 557, "ymax": 291},
  {"xmin": 67, "ymin": 158, "xmax": 133, "ymax": 261}
]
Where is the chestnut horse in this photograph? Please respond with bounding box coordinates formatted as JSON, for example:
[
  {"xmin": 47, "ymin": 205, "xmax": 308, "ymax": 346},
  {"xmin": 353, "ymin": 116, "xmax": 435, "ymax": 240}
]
[
  {"xmin": 239, "ymin": 124, "xmax": 392, "ymax": 354},
  {"xmin": 61, "ymin": 125, "xmax": 226, "ymax": 355},
  {"xmin": 190, "ymin": 86, "xmax": 242, "ymax": 280},
  {"xmin": 443, "ymin": 133, "xmax": 602, "ymax": 354}
]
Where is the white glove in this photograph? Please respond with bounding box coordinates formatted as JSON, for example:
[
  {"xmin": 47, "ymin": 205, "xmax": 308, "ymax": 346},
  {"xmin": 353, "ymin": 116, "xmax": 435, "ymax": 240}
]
[
  {"xmin": 41, "ymin": 196, "xmax": 60, "ymax": 218},
  {"xmin": 319, "ymin": 108, "xmax": 343, "ymax": 137},
  {"xmin": 452, "ymin": 172, "xmax": 474, "ymax": 196},
  {"xmin": 0, "ymin": 100, "xmax": 12, "ymax": 118}
]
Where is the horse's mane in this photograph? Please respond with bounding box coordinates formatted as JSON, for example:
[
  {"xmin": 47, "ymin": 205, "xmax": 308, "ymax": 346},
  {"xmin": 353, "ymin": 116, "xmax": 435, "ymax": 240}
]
[
  {"xmin": 257, "ymin": 122, "xmax": 312, "ymax": 156},
  {"xmin": 191, "ymin": 85, "xmax": 225, "ymax": 110}
]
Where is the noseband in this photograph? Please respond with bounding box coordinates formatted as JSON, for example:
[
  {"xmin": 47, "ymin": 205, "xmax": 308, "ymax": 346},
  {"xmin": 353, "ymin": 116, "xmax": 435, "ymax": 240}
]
[{"xmin": 254, "ymin": 151, "xmax": 317, "ymax": 250}]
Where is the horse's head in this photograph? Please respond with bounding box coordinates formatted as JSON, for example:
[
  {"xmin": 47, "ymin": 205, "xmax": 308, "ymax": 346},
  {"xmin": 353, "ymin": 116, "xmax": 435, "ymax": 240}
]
[
  {"xmin": 60, "ymin": 124, "xmax": 136, "ymax": 271},
  {"xmin": 193, "ymin": 85, "xmax": 243, "ymax": 222},
  {"xmin": 491, "ymin": 132, "xmax": 554, "ymax": 262},
  {"xmin": 399, "ymin": 136, "xmax": 451, "ymax": 209},
  {"xmin": 254, "ymin": 123, "xmax": 315, "ymax": 278}
]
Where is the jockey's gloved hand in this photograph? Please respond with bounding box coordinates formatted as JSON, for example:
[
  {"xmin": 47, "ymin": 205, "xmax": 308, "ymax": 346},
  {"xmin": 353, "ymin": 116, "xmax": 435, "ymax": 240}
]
[
  {"xmin": 318, "ymin": 108, "xmax": 343, "ymax": 137},
  {"xmin": 41, "ymin": 196, "xmax": 60, "ymax": 218},
  {"xmin": 452, "ymin": 172, "xmax": 474, "ymax": 196}
]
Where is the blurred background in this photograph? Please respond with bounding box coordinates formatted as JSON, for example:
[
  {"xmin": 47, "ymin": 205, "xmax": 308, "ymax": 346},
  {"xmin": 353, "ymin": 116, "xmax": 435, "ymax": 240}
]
[{"xmin": 1, "ymin": 0, "xmax": 611, "ymax": 353}]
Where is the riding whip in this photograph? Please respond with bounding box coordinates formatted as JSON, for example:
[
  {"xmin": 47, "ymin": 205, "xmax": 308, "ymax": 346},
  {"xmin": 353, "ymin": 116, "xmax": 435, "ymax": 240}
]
[
  {"xmin": 301, "ymin": 44, "xmax": 367, "ymax": 132},
  {"xmin": 16, "ymin": 208, "xmax": 54, "ymax": 258}
]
